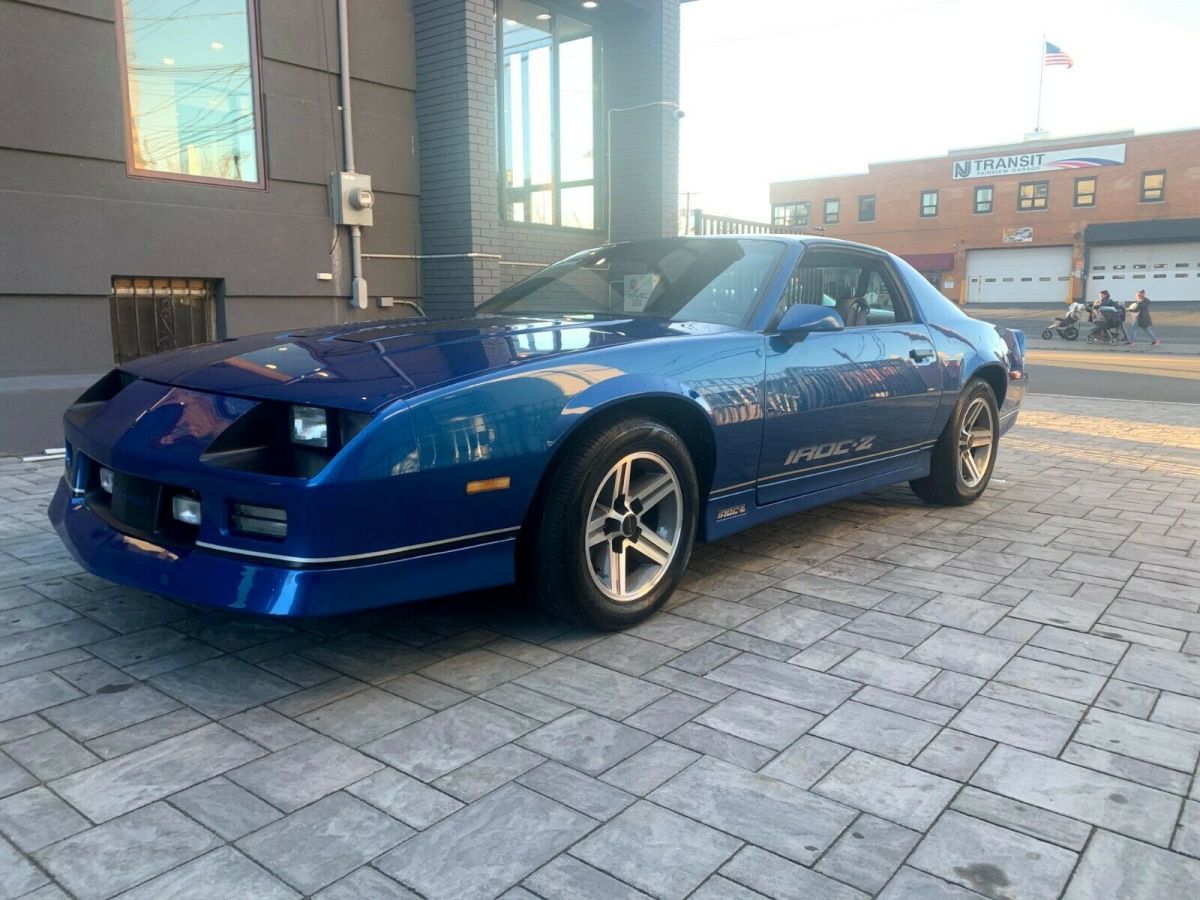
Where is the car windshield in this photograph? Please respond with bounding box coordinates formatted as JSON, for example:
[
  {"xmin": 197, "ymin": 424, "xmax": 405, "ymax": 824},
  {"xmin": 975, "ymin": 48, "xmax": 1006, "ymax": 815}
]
[{"xmin": 477, "ymin": 238, "xmax": 784, "ymax": 328}]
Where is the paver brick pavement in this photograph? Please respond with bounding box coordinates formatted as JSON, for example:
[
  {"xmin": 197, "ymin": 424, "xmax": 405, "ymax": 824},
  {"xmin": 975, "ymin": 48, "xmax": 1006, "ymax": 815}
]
[{"xmin": 2, "ymin": 393, "xmax": 1200, "ymax": 897}]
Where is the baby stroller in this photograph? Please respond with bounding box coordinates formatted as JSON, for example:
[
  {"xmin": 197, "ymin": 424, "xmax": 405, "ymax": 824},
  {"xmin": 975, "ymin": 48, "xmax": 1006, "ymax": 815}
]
[
  {"xmin": 1086, "ymin": 302, "xmax": 1127, "ymax": 344},
  {"xmin": 1042, "ymin": 301, "xmax": 1085, "ymax": 341}
]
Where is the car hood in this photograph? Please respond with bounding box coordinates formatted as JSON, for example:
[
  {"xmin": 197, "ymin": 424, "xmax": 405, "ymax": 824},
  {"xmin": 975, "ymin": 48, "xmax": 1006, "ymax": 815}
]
[{"xmin": 121, "ymin": 314, "xmax": 722, "ymax": 412}]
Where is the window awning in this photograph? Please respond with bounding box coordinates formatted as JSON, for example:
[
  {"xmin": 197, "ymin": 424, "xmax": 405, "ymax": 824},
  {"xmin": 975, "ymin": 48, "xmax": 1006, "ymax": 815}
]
[{"xmin": 902, "ymin": 252, "xmax": 956, "ymax": 271}]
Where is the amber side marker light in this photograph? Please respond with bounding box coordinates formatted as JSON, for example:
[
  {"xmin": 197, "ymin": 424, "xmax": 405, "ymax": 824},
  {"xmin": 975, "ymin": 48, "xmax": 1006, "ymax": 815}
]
[{"xmin": 466, "ymin": 477, "xmax": 512, "ymax": 494}]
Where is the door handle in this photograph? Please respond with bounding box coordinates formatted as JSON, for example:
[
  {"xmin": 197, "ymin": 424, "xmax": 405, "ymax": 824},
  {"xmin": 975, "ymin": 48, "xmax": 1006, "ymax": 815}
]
[{"xmin": 909, "ymin": 348, "xmax": 935, "ymax": 362}]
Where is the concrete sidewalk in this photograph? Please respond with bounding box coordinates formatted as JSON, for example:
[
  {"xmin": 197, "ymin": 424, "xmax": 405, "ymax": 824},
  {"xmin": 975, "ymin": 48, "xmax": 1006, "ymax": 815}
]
[{"xmin": 2, "ymin": 394, "xmax": 1200, "ymax": 898}]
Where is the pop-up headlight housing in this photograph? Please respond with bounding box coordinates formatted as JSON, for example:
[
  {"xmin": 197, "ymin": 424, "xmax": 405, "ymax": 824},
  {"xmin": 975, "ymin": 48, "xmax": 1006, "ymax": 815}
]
[{"xmin": 290, "ymin": 405, "xmax": 328, "ymax": 448}]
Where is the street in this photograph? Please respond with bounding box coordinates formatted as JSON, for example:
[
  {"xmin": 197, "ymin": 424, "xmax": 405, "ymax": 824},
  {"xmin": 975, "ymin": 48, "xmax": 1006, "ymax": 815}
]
[{"xmin": 1028, "ymin": 348, "xmax": 1200, "ymax": 404}]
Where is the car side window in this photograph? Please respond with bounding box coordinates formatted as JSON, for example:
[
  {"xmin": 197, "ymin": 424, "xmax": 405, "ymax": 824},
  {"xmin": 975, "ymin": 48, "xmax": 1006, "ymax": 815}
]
[{"xmin": 773, "ymin": 253, "xmax": 912, "ymax": 328}]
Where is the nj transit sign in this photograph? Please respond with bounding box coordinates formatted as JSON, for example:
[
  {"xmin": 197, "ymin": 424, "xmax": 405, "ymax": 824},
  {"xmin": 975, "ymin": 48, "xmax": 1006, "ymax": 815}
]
[{"xmin": 951, "ymin": 143, "xmax": 1126, "ymax": 180}]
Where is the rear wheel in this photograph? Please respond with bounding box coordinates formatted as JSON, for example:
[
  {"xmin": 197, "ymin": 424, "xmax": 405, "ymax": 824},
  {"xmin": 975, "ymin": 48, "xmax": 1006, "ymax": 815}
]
[
  {"xmin": 1063, "ymin": 325, "xmax": 1079, "ymax": 341},
  {"xmin": 910, "ymin": 379, "xmax": 999, "ymax": 506},
  {"xmin": 526, "ymin": 417, "xmax": 699, "ymax": 629}
]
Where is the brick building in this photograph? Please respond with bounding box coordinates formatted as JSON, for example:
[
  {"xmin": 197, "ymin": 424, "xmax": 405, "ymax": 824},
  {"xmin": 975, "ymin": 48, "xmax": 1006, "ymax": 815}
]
[
  {"xmin": 769, "ymin": 128, "xmax": 1200, "ymax": 306},
  {"xmin": 0, "ymin": 0, "xmax": 683, "ymax": 453}
]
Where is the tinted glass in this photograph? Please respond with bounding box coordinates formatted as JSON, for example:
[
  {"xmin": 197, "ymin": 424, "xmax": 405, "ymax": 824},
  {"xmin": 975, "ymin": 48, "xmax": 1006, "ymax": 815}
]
[{"xmin": 479, "ymin": 239, "xmax": 785, "ymax": 327}]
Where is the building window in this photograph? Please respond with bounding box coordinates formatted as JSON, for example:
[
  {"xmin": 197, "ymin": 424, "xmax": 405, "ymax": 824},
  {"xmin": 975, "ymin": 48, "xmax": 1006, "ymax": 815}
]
[
  {"xmin": 115, "ymin": 0, "xmax": 263, "ymax": 186},
  {"xmin": 1074, "ymin": 176, "xmax": 1097, "ymax": 207},
  {"xmin": 1141, "ymin": 170, "xmax": 1166, "ymax": 202},
  {"xmin": 920, "ymin": 190, "xmax": 938, "ymax": 218},
  {"xmin": 1017, "ymin": 180, "xmax": 1049, "ymax": 211},
  {"xmin": 858, "ymin": 195, "xmax": 876, "ymax": 222},
  {"xmin": 824, "ymin": 199, "xmax": 840, "ymax": 224},
  {"xmin": 974, "ymin": 185, "xmax": 993, "ymax": 214},
  {"xmin": 773, "ymin": 202, "xmax": 810, "ymax": 227},
  {"xmin": 499, "ymin": 3, "xmax": 598, "ymax": 230}
]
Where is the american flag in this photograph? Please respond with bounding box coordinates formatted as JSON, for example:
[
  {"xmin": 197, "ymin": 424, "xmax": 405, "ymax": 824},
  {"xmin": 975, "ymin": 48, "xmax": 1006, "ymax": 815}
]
[{"xmin": 1045, "ymin": 41, "xmax": 1074, "ymax": 68}]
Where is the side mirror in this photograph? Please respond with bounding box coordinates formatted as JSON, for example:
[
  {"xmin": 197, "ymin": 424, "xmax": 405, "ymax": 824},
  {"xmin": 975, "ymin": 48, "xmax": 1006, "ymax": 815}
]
[{"xmin": 776, "ymin": 304, "xmax": 845, "ymax": 341}]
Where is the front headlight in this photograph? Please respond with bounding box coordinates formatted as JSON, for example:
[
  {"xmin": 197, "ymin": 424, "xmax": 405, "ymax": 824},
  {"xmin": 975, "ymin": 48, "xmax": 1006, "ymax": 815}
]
[{"xmin": 290, "ymin": 405, "xmax": 328, "ymax": 447}]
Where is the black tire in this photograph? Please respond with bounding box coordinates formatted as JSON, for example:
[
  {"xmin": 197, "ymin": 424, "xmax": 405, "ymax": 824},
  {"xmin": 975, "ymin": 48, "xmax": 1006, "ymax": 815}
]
[
  {"xmin": 909, "ymin": 379, "xmax": 1000, "ymax": 506},
  {"xmin": 1063, "ymin": 325, "xmax": 1079, "ymax": 341},
  {"xmin": 1041, "ymin": 329, "xmax": 1054, "ymax": 340},
  {"xmin": 525, "ymin": 416, "xmax": 699, "ymax": 630}
]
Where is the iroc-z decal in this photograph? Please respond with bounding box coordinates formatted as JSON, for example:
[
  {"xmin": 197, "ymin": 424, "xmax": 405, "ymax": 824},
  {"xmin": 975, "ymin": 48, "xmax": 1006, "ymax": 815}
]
[
  {"xmin": 785, "ymin": 435, "xmax": 876, "ymax": 467},
  {"xmin": 716, "ymin": 503, "xmax": 747, "ymax": 521}
]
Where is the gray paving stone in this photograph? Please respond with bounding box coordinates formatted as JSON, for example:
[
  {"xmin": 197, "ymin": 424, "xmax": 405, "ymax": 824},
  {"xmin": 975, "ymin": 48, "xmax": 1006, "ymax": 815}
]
[
  {"xmin": 169, "ymin": 776, "xmax": 282, "ymax": 841},
  {"xmin": 695, "ymin": 690, "xmax": 819, "ymax": 750},
  {"xmin": 5, "ymin": 727, "xmax": 99, "ymax": 780},
  {"xmin": 576, "ymin": 633, "xmax": 681, "ymax": 676},
  {"xmin": 880, "ymin": 867, "xmax": 989, "ymax": 899},
  {"xmin": 0, "ymin": 618, "xmax": 113, "ymax": 669},
  {"xmin": 812, "ymin": 701, "xmax": 940, "ymax": 764},
  {"xmin": 622, "ymin": 691, "xmax": 709, "ymax": 736},
  {"xmin": 434, "ymin": 744, "xmax": 544, "ymax": 802},
  {"xmin": 790, "ymin": 639, "xmax": 857, "ymax": 671},
  {"xmin": 0, "ymin": 753, "xmax": 35, "ymax": 800},
  {"xmin": 0, "ymin": 787, "xmax": 88, "ymax": 853},
  {"xmin": 573, "ymin": 800, "xmax": 741, "ymax": 899},
  {"xmin": 1010, "ymin": 591, "xmax": 1110, "ymax": 630},
  {"xmin": 0, "ymin": 671, "xmax": 82, "ymax": 722},
  {"xmin": 115, "ymin": 846, "xmax": 299, "ymax": 899},
  {"xmin": 650, "ymin": 756, "xmax": 856, "ymax": 864},
  {"xmin": 417, "ymin": 648, "xmax": 535, "ymax": 692},
  {"xmin": 951, "ymin": 786, "xmax": 1093, "ymax": 852},
  {"xmin": 950, "ymin": 695, "xmax": 1076, "ymax": 754},
  {"xmin": 257, "ymin": 652, "xmax": 340, "ymax": 688},
  {"xmin": 221, "ymin": 705, "xmax": 315, "ymax": 751},
  {"xmin": 229, "ymin": 735, "xmax": 382, "ymax": 813},
  {"xmin": 1176, "ymin": 799, "xmax": 1200, "ymax": 859},
  {"xmin": 237, "ymin": 792, "xmax": 412, "ymax": 896},
  {"xmin": 625, "ymin": 612, "xmax": 723, "ymax": 650},
  {"xmin": 994, "ymin": 656, "xmax": 1106, "ymax": 704},
  {"xmin": 297, "ymin": 687, "xmax": 428, "ymax": 746},
  {"xmin": 918, "ymin": 670, "xmax": 985, "ymax": 708},
  {"xmin": 909, "ymin": 810, "xmax": 1077, "ymax": 900},
  {"xmin": 1063, "ymin": 828, "xmax": 1200, "ymax": 899},
  {"xmin": 1096, "ymin": 679, "xmax": 1159, "ymax": 718},
  {"xmin": 706, "ymin": 653, "xmax": 857, "ymax": 713},
  {"xmin": 480, "ymin": 682, "xmax": 575, "ymax": 722},
  {"xmin": 690, "ymin": 875, "xmax": 767, "ymax": 900},
  {"xmin": 912, "ymin": 594, "xmax": 1009, "ymax": 634},
  {"xmin": 52, "ymin": 723, "xmax": 263, "ymax": 822},
  {"xmin": 1153, "ymin": 692, "xmax": 1200, "ymax": 733},
  {"xmin": 815, "ymin": 814, "xmax": 920, "ymax": 894},
  {"xmin": 314, "ymin": 867, "xmax": 419, "ymax": 900},
  {"xmin": 1029, "ymin": 624, "xmax": 1127, "ymax": 664},
  {"xmin": 40, "ymin": 683, "xmax": 179, "ymax": 742},
  {"xmin": 978, "ymin": 680, "xmax": 1087, "ymax": 721},
  {"xmin": 519, "ymin": 709, "xmax": 653, "ymax": 775},
  {"xmin": 720, "ymin": 844, "xmax": 868, "ymax": 900},
  {"xmin": 719, "ymin": 628, "xmax": 809, "ymax": 660},
  {"xmin": 362, "ymin": 698, "xmax": 536, "ymax": 781},
  {"xmin": 518, "ymin": 760, "xmax": 633, "ymax": 820},
  {"xmin": 667, "ymin": 721, "xmax": 776, "ymax": 770},
  {"xmin": 760, "ymin": 734, "xmax": 852, "ymax": 789},
  {"xmin": 642, "ymin": 664, "xmax": 736, "ymax": 702},
  {"xmin": 346, "ymin": 767, "xmax": 462, "ymax": 829},
  {"xmin": 672, "ymin": 594, "xmax": 761, "ymax": 628},
  {"xmin": 913, "ymin": 730, "xmax": 996, "ymax": 782},
  {"xmin": 84, "ymin": 626, "xmax": 202, "ymax": 669},
  {"xmin": 814, "ymin": 750, "xmax": 959, "ymax": 831},
  {"xmin": 843, "ymin": 610, "xmax": 940, "ymax": 646},
  {"xmin": 299, "ymin": 634, "xmax": 437, "ymax": 684},
  {"xmin": 737, "ymin": 604, "xmax": 849, "ymax": 649},
  {"xmin": 1114, "ymin": 643, "xmax": 1200, "ymax": 698},
  {"xmin": 381, "ymin": 672, "xmax": 471, "ymax": 710},
  {"xmin": 775, "ymin": 573, "xmax": 890, "ymax": 608},
  {"xmin": 830, "ymin": 649, "xmax": 938, "ymax": 694},
  {"xmin": 84, "ymin": 708, "xmax": 206, "ymax": 763},
  {"xmin": 667, "ymin": 640, "xmax": 742, "ymax": 676},
  {"xmin": 907, "ymin": 628, "xmax": 1020, "ymax": 678},
  {"xmin": 524, "ymin": 854, "xmax": 652, "ymax": 900},
  {"xmin": 0, "ymin": 714, "xmax": 48, "ymax": 744},
  {"xmin": 149, "ymin": 657, "xmax": 297, "ymax": 718},
  {"xmin": 374, "ymin": 784, "xmax": 593, "ymax": 900},
  {"xmin": 972, "ymin": 744, "xmax": 1182, "ymax": 846},
  {"xmin": 1060, "ymin": 742, "xmax": 1191, "ymax": 795},
  {"xmin": 515, "ymin": 658, "xmax": 668, "ymax": 718},
  {"xmin": 599, "ymin": 741, "xmax": 700, "ymax": 796},
  {"xmin": 35, "ymin": 802, "xmax": 221, "ymax": 900},
  {"xmin": 266, "ymin": 675, "xmax": 367, "ymax": 718},
  {"xmin": 1074, "ymin": 707, "xmax": 1200, "ymax": 773}
]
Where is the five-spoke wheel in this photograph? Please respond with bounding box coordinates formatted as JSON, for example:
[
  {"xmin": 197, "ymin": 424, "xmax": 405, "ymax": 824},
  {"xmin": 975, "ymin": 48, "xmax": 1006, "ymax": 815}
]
[
  {"xmin": 957, "ymin": 396, "xmax": 995, "ymax": 490},
  {"xmin": 910, "ymin": 378, "xmax": 1000, "ymax": 506}
]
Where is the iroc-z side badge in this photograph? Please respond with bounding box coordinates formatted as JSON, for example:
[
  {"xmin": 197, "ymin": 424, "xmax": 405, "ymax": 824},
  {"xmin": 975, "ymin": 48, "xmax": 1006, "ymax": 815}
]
[
  {"xmin": 785, "ymin": 434, "xmax": 877, "ymax": 467},
  {"xmin": 716, "ymin": 503, "xmax": 747, "ymax": 521}
]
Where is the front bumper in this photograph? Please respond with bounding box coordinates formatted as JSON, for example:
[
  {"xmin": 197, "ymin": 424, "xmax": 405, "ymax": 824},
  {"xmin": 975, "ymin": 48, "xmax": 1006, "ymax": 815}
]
[{"xmin": 49, "ymin": 481, "xmax": 516, "ymax": 616}]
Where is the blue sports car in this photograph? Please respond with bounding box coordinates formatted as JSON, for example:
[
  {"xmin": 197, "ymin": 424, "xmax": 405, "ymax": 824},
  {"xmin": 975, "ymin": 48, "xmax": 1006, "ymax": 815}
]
[{"xmin": 50, "ymin": 236, "xmax": 1025, "ymax": 628}]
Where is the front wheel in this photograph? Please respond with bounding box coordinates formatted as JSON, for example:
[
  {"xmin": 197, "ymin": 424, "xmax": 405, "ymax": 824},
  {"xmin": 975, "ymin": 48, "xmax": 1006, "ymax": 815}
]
[
  {"xmin": 1063, "ymin": 325, "xmax": 1079, "ymax": 341},
  {"xmin": 910, "ymin": 379, "xmax": 999, "ymax": 506},
  {"xmin": 525, "ymin": 417, "xmax": 699, "ymax": 629},
  {"xmin": 1041, "ymin": 329, "xmax": 1054, "ymax": 340}
]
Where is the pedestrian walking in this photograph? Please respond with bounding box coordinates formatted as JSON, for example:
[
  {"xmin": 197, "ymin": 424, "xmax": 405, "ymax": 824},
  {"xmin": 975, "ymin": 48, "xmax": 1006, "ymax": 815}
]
[{"xmin": 1124, "ymin": 290, "xmax": 1160, "ymax": 346}]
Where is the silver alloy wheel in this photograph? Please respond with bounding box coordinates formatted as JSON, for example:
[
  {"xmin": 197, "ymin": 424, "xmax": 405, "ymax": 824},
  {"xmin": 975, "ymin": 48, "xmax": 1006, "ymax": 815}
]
[
  {"xmin": 958, "ymin": 396, "xmax": 995, "ymax": 489},
  {"xmin": 585, "ymin": 451, "xmax": 683, "ymax": 602}
]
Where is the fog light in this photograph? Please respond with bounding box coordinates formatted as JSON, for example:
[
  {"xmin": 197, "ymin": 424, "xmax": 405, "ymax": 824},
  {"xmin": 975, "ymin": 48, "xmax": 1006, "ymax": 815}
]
[
  {"xmin": 232, "ymin": 502, "xmax": 287, "ymax": 538},
  {"xmin": 172, "ymin": 495, "xmax": 201, "ymax": 526},
  {"xmin": 290, "ymin": 406, "xmax": 328, "ymax": 447},
  {"xmin": 99, "ymin": 467, "xmax": 114, "ymax": 493}
]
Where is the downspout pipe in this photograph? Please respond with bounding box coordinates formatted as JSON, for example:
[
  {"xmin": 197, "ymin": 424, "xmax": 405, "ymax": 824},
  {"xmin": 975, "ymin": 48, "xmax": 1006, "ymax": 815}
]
[{"xmin": 336, "ymin": 0, "xmax": 368, "ymax": 309}]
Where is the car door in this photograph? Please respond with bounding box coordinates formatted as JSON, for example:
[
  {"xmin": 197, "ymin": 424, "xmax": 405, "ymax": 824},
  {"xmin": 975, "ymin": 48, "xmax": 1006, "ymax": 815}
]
[{"xmin": 757, "ymin": 248, "xmax": 943, "ymax": 505}]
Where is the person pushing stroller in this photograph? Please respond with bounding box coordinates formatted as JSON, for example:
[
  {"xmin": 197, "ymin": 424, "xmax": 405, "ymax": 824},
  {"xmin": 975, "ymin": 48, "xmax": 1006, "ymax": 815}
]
[
  {"xmin": 1124, "ymin": 289, "xmax": 1160, "ymax": 347},
  {"xmin": 1086, "ymin": 290, "xmax": 1128, "ymax": 344}
]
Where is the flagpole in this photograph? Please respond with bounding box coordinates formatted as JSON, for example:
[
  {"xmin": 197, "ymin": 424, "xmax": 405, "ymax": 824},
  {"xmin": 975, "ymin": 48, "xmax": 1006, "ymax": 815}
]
[{"xmin": 1035, "ymin": 33, "xmax": 1046, "ymax": 133}]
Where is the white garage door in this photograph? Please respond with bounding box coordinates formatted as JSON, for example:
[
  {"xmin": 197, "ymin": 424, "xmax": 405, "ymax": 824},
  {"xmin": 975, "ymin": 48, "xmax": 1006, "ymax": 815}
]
[
  {"xmin": 966, "ymin": 247, "xmax": 1073, "ymax": 304},
  {"xmin": 1088, "ymin": 242, "xmax": 1200, "ymax": 303}
]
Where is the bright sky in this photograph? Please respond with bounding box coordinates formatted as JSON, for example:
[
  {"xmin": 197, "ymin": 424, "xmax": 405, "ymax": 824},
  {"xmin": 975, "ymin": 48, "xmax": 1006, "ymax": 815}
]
[{"xmin": 679, "ymin": 0, "xmax": 1200, "ymax": 220}]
